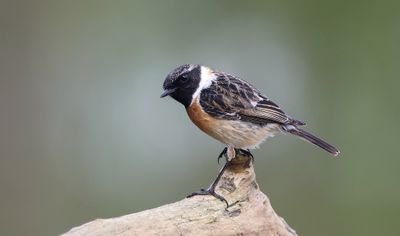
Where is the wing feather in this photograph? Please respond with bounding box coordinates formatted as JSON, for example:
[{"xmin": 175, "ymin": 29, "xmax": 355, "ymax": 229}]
[{"xmin": 199, "ymin": 72, "xmax": 305, "ymax": 126}]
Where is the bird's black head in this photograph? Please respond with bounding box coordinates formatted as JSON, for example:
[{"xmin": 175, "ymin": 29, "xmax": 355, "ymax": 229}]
[{"xmin": 161, "ymin": 64, "xmax": 201, "ymax": 107}]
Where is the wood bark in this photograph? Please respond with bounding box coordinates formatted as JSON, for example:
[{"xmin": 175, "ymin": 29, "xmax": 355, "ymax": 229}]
[{"xmin": 62, "ymin": 154, "xmax": 297, "ymax": 236}]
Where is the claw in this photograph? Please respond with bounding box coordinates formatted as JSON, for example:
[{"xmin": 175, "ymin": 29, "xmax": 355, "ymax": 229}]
[
  {"xmin": 187, "ymin": 188, "xmax": 229, "ymax": 208},
  {"xmin": 188, "ymin": 160, "xmax": 231, "ymax": 208},
  {"xmin": 217, "ymin": 147, "xmax": 227, "ymax": 164},
  {"xmin": 188, "ymin": 148, "xmax": 256, "ymax": 208}
]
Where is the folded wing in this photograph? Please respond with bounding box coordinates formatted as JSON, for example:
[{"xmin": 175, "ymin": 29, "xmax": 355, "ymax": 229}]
[{"xmin": 199, "ymin": 73, "xmax": 305, "ymax": 126}]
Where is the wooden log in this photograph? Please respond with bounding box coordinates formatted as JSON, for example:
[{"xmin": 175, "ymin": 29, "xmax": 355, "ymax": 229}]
[{"xmin": 62, "ymin": 154, "xmax": 297, "ymax": 236}]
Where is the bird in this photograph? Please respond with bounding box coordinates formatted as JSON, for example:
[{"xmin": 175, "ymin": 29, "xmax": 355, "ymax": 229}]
[{"xmin": 161, "ymin": 64, "xmax": 339, "ymax": 206}]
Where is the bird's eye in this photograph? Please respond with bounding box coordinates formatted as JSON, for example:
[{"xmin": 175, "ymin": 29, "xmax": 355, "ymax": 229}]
[{"xmin": 179, "ymin": 74, "xmax": 189, "ymax": 83}]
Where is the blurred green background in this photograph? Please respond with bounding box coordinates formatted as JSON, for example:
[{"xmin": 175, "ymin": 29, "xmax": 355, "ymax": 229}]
[{"xmin": 1, "ymin": 0, "xmax": 399, "ymax": 235}]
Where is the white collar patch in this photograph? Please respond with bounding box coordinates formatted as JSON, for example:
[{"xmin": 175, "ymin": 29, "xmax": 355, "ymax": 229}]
[{"xmin": 191, "ymin": 66, "xmax": 217, "ymax": 102}]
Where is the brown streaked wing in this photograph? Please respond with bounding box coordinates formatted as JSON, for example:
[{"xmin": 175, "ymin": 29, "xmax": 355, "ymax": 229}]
[
  {"xmin": 241, "ymin": 97, "xmax": 306, "ymax": 126},
  {"xmin": 199, "ymin": 72, "xmax": 305, "ymax": 126},
  {"xmin": 199, "ymin": 73, "xmax": 254, "ymax": 120},
  {"xmin": 239, "ymin": 98, "xmax": 290, "ymax": 124}
]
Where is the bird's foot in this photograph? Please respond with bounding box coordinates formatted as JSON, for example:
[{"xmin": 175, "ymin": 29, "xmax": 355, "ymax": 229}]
[
  {"xmin": 217, "ymin": 147, "xmax": 228, "ymax": 164},
  {"xmin": 218, "ymin": 148, "xmax": 254, "ymax": 165},
  {"xmin": 187, "ymin": 188, "xmax": 229, "ymax": 207}
]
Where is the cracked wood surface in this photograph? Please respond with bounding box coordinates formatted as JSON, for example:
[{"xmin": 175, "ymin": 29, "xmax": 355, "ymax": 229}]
[{"xmin": 62, "ymin": 154, "xmax": 297, "ymax": 236}]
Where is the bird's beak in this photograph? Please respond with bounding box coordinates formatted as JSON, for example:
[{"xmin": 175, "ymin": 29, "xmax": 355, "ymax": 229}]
[{"xmin": 160, "ymin": 88, "xmax": 176, "ymax": 98}]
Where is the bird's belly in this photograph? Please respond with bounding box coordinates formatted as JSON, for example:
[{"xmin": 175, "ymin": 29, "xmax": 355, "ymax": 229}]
[
  {"xmin": 186, "ymin": 102, "xmax": 280, "ymax": 149},
  {"xmin": 207, "ymin": 120, "xmax": 281, "ymax": 149}
]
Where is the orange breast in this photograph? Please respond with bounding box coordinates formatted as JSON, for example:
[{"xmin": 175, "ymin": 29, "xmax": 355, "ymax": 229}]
[
  {"xmin": 186, "ymin": 98, "xmax": 217, "ymax": 136},
  {"xmin": 186, "ymin": 97, "xmax": 279, "ymax": 148}
]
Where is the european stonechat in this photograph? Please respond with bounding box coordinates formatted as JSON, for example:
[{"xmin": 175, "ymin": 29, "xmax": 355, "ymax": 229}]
[{"xmin": 161, "ymin": 64, "xmax": 339, "ymax": 206}]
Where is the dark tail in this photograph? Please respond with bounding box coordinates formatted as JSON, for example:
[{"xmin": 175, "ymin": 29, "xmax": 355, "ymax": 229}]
[{"xmin": 282, "ymin": 125, "xmax": 340, "ymax": 157}]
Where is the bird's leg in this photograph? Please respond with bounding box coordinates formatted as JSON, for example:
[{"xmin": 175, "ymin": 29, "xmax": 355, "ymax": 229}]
[
  {"xmin": 187, "ymin": 160, "xmax": 231, "ymax": 207},
  {"xmin": 217, "ymin": 147, "xmax": 227, "ymax": 164},
  {"xmin": 187, "ymin": 145, "xmax": 236, "ymax": 207},
  {"xmin": 226, "ymin": 145, "xmax": 236, "ymax": 162},
  {"xmin": 187, "ymin": 146, "xmax": 251, "ymax": 207},
  {"xmin": 217, "ymin": 145, "xmax": 236, "ymax": 163}
]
